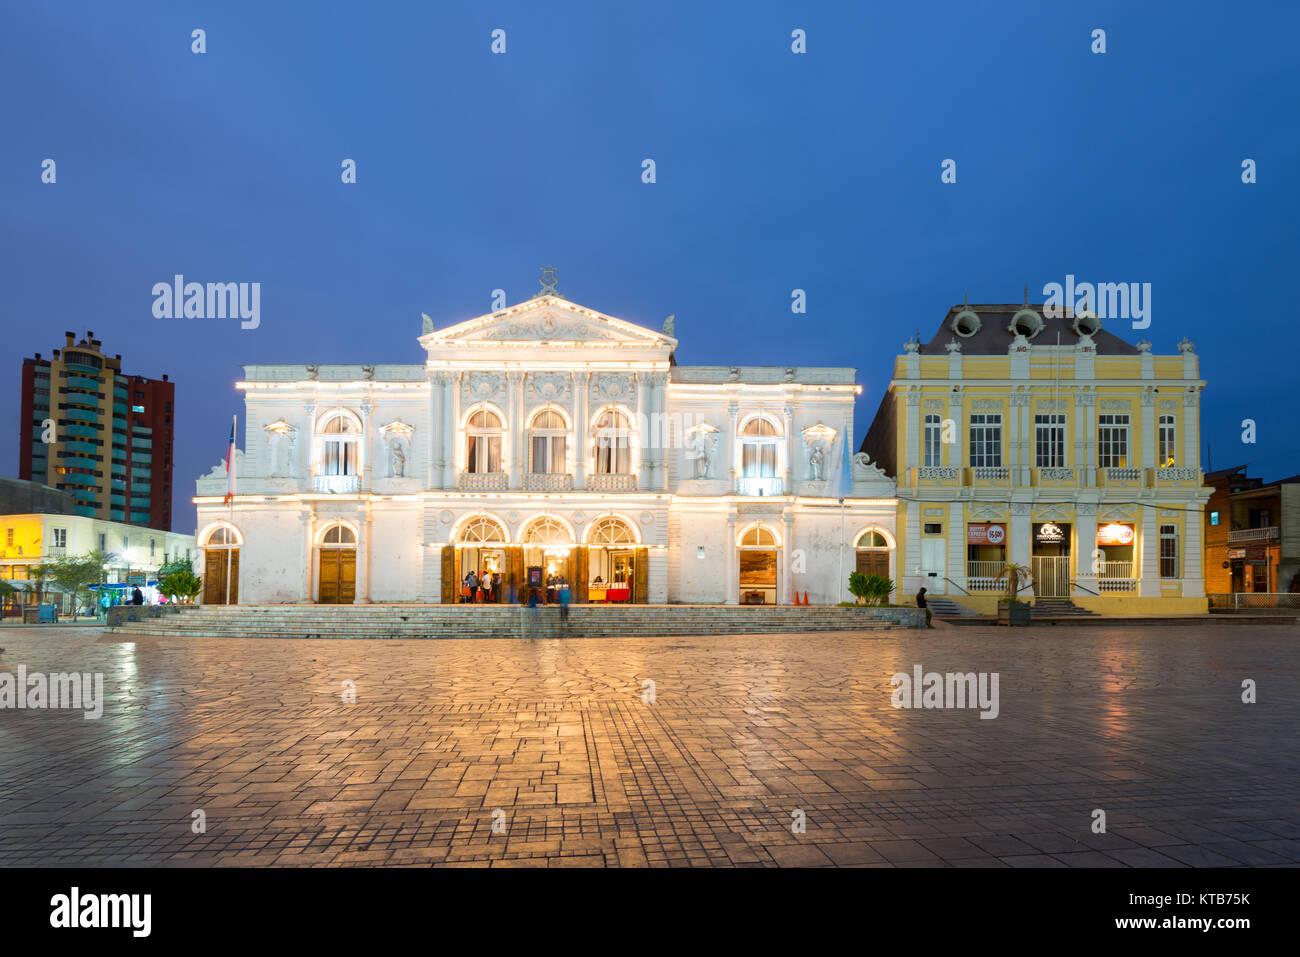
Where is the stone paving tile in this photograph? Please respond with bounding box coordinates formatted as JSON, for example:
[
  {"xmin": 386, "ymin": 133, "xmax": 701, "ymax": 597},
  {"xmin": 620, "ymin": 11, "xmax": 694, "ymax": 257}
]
[{"xmin": 0, "ymin": 623, "xmax": 1297, "ymax": 867}]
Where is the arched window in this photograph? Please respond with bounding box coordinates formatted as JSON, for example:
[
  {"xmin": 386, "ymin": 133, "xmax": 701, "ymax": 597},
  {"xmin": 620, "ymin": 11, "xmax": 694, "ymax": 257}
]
[
  {"xmin": 529, "ymin": 409, "xmax": 568, "ymax": 474},
  {"xmin": 739, "ymin": 525, "xmax": 779, "ymax": 548},
  {"xmin": 320, "ymin": 414, "xmax": 359, "ymax": 476},
  {"xmin": 204, "ymin": 526, "xmax": 238, "ymax": 547},
  {"xmin": 522, "ymin": 517, "xmax": 572, "ymax": 546},
  {"xmin": 466, "ymin": 408, "xmax": 503, "ymax": 474},
  {"xmin": 588, "ymin": 516, "xmax": 636, "ymax": 546},
  {"xmin": 855, "ymin": 530, "xmax": 889, "ymax": 548},
  {"xmin": 739, "ymin": 417, "xmax": 782, "ymax": 495},
  {"xmin": 593, "ymin": 409, "xmax": 632, "ymax": 474},
  {"xmin": 458, "ymin": 516, "xmax": 507, "ymax": 544},
  {"xmin": 320, "ymin": 525, "xmax": 356, "ymax": 545}
]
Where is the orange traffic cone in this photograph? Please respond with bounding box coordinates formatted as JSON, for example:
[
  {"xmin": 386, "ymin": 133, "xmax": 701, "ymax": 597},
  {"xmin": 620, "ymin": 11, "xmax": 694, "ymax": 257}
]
[
  {"xmin": 794, "ymin": 591, "xmax": 802, "ymax": 606},
  {"xmin": 803, "ymin": 590, "xmax": 810, "ymax": 606}
]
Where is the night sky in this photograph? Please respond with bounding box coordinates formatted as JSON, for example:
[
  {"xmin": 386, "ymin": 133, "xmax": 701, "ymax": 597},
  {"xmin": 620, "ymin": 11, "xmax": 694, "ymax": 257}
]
[{"xmin": 3, "ymin": 0, "xmax": 1297, "ymax": 534}]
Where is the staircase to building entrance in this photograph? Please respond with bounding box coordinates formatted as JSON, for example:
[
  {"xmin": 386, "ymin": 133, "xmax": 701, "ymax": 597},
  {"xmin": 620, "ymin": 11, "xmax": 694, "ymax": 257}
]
[
  {"xmin": 106, "ymin": 603, "xmax": 922, "ymax": 640},
  {"xmin": 925, "ymin": 597, "xmax": 979, "ymax": 619},
  {"xmin": 1031, "ymin": 598, "xmax": 1097, "ymax": 617}
]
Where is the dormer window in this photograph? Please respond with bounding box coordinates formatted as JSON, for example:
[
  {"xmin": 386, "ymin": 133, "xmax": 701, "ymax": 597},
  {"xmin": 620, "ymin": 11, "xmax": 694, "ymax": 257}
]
[{"xmin": 1008, "ymin": 308, "xmax": 1044, "ymax": 338}]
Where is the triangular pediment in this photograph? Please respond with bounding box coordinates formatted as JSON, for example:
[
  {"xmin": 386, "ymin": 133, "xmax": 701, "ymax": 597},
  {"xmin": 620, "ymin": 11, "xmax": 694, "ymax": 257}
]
[{"xmin": 420, "ymin": 296, "xmax": 676, "ymax": 350}]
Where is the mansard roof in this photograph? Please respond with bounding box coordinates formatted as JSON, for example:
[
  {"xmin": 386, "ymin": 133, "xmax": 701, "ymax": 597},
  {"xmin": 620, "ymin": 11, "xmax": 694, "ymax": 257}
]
[{"xmin": 921, "ymin": 304, "xmax": 1140, "ymax": 356}]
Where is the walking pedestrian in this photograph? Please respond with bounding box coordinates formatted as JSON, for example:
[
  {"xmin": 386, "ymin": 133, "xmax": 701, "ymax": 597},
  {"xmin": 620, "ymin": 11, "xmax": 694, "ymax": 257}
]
[{"xmin": 558, "ymin": 578, "xmax": 571, "ymax": 625}]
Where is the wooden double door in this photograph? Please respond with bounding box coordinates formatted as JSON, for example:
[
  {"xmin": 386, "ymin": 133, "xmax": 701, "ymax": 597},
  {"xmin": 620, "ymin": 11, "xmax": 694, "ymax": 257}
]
[
  {"xmin": 855, "ymin": 550, "xmax": 890, "ymax": 578},
  {"xmin": 203, "ymin": 549, "xmax": 240, "ymax": 604},
  {"xmin": 319, "ymin": 548, "xmax": 357, "ymax": 604}
]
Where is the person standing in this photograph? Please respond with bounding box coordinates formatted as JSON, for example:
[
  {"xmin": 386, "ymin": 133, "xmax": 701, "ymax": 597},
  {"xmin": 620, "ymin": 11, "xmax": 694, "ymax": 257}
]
[
  {"xmin": 132, "ymin": 586, "xmax": 144, "ymax": 606},
  {"xmin": 558, "ymin": 578, "xmax": 571, "ymax": 625},
  {"xmin": 916, "ymin": 587, "xmax": 931, "ymax": 628}
]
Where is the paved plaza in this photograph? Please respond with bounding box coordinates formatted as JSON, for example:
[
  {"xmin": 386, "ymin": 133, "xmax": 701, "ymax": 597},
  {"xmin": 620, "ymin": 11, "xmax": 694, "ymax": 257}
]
[{"xmin": 0, "ymin": 622, "xmax": 1297, "ymax": 867}]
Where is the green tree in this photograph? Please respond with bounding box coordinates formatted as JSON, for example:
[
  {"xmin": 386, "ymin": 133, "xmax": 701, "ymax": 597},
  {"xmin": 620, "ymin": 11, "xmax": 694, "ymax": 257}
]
[
  {"xmin": 46, "ymin": 550, "xmax": 110, "ymax": 617},
  {"xmin": 157, "ymin": 556, "xmax": 195, "ymax": 579},
  {"xmin": 159, "ymin": 568, "xmax": 202, "ymax": 604}
]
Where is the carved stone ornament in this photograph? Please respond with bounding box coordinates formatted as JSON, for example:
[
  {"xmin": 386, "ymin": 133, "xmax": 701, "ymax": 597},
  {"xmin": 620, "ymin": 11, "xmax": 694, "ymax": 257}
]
[
  {"xmin": 592, "ymin": 372, "xmax": 637, "ymax": 401},
  {"xmin": 379, "ymin": 420, "xmax": 416, "ymax": 478},
  {"xmin": 463, "ymin": 371, "xmax": 505, "ymax": 402},
  {"xmin": 527, "ymin": 371, "xmax": 573, "ymax": 402},
  {"xmin": 683, "ymin": 423, "xmax": 720, "ymax": 480},
  {"xmin": 263, "ymin": 419, "xmax": 298, "ymax": 477}
]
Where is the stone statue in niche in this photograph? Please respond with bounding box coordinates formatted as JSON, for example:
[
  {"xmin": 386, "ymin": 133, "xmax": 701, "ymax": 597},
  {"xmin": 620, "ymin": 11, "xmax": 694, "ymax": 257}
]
[
  {"xmin": 379, "ymin": 420, "xmax": 415, "ymax": 478},
  {"xmin": 684, "ymin": 423, "xmax": 719, "ymax": 479},
  {"xmin": 807, "ymin": 443, "xmax": 826, "ymax": 482}
]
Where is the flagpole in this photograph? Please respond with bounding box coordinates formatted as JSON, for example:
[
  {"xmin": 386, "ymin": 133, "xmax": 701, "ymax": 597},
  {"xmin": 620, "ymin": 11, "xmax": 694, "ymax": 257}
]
[{"xmin": 226, "ymin": 413, "xmax": 235, "ymax": 605}]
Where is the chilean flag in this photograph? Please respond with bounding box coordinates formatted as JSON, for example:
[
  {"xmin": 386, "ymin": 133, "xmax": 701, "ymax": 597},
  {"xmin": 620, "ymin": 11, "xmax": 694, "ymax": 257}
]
[{"xmin": 223, "ymin": 416, "xmax": 237, "ymax": 505}]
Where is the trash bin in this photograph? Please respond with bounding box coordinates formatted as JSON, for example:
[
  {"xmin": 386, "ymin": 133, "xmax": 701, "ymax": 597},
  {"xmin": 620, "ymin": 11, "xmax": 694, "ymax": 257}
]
[{"xmin": 38, "ymin": 603, "xmax": 59, "ymax": 623}]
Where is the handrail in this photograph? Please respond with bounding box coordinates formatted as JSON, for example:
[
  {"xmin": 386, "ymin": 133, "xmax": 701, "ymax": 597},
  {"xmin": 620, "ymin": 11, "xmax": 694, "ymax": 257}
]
[
  {"xmin": 941, "ymin": 577, "xmax": 970, "ymax": 596},
  {"xmin": 1068, "ymin": 579, "xmax": 1101, "ymax": 596}
]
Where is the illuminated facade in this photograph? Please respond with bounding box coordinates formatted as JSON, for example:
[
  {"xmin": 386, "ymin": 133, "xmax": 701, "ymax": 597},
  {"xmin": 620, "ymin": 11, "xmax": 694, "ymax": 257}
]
[
  {"xmin": 194, "ymin": 293, "xmax": 896, "ymax": 605},
  {"xmin": 861, "ymin": 302, "xmax": 1212, "ymax": 613}
]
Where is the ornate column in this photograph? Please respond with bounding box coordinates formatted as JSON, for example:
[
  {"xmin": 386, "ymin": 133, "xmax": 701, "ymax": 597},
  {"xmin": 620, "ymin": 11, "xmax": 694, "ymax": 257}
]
[
  {"xmin": 1009, "ymin": 503, "xmax": 1032, "ymax": 582},
  {"xmin": 360, "ymin": 396, "xmax": 373, "ymax": 493},
  {"xmin": 299, "ymin": 510, "xmax": 314, "ymax": 603},
  {"xmin": 1182, "ymin": 506, "xmax": 1205, "ymax": 597},
  {"xmin": 781, "ymin": 506, "xmax": 794, "ymax": 604},
  {"xmin": 450, "ymin": 372, "xmax": 463, "ymax": 485},
  {"xmin": 657, "ymin": 372, "xmax": 670, "ymax": 491},
  {"xmin": 724, "ymin": 508, "xmax": 738, "ymax": 605},
  {"xmin": 946, "ymin": 388, "xmax": 963, "ymax": 471},
  {"xmin": 428, "ymin": 371, "xmax": 443, "ymax": 488},
  {"xmin": 1073, "ymin": 502, "xmax": 1098, "ymax": 597},
  {"xmin": 507, "ymin": 371, "xmax": 523, "ymax": 489},
  {"xmin": 727, "ymin": 401, "xmax": 739, "ymax": 490},
  {"xmin": 906, "ymin": 391, "xmax": 921, "ymax": 478},
  {"xmin": 782, "ymin": 404, "xmax": 794, "ymax": 493},
  {"xmin": 442, "ymin": 374, "xmax": 456, "ymax": 488},
  {"xmin": 354, "ymin": 503, "xmax": 371, "ymax": 604},
  {"xmin": 1011, "ymin": 391, "xmax": 1030, "ymax": 486},
  {"xmin": 1079, "ymin": 392, "xmax": 1096, "ymax": 486},
  {"xmin": 1139, "ymin": 507, "xmax": 1161, "ymax": 596},
  {"xmin": 634, "ymin": 372, "xmax": 648, "ymax": 490},
  {"xmin": 1141, "ymin": 388, "xmax": 1156, "ymax": 475},
  {"xmin": 575, "ymin": 370, "xmax": 590, "ymax": 489},
  {"xmin": 1183, "ymin": 391, "xmax": 1199, "ymax": 470}
]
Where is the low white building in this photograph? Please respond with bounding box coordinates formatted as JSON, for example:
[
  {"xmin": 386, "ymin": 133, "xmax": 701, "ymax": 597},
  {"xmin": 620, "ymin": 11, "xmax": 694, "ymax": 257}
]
[{"xmin": 193, "ymin": 293, "xmax": 897, "ymax": 604}]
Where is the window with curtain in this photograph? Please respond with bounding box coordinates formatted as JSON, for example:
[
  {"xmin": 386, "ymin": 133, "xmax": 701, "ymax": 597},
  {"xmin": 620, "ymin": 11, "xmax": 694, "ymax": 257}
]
[
  {"xmin": 593, "ymin": 409, "xmax": 632, "ymax": 474},
  {"xmin": 465, "ymin": 408, "xmax": 503, "ymax": 473},
  {"xmin": 923, "ymin": 414, "xmax": 941, "ymax": 467},
  {"xmin": 1158, "ymin": 415, "xmax": 1177, "ymax": 467},
  {"xmin": 320, "ymin": 414, "xmax": 359, "ymax": 476},
  {"xmin": 740, "ymin": 418, "xmax": 780, "ymax": 477},
  {"xmin": 529, "ymin": 409, "xmax": 568, "ymax": 474}
]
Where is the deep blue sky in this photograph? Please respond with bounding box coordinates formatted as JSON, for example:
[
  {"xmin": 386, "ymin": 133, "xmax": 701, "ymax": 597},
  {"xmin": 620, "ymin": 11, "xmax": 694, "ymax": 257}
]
[{"xmin": 3, "ymin": 1, "xmax": 1297, "ymax": 534}]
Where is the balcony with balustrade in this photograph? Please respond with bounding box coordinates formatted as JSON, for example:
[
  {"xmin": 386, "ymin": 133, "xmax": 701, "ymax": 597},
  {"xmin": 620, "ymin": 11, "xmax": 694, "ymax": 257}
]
[
  {"xmin": 1032, "ymin": 467, "xmax": 1078, "ymax": 489},
  {"xmin": 314, "ymin": 474, "xmax": 360, "ymax": 494},
  {"xmin": 458, "ymin": 471, "xmax": 508, "ymax": 492},
  {"xmin": 1228, "ymin": 526, "xmax": 1279, "ymax": 545},
  {"xmin": 736, "ymin": 475, "xmax": 784, "ymax": 497},
  {"xmin": 1152, "ymin": 467, "xmax": 1201, "ymax": 488},
  {"xmin": 586, "ymin": 473, "xmax": 636, "ymax": 493},
  {"xmin": 968, "ymin": 466, "xmax": 1011, "ymax": 489},
  {"xmin": 911, "ymin": 466, "xmax": 960, "ymax": 489},
  {"xmin": 1098, "ymin": 467, "xmax": 1143, "ymax": 489},
  {"xmin": 524, "ymin": 473, "xmax": 574, "ymax": 492}
]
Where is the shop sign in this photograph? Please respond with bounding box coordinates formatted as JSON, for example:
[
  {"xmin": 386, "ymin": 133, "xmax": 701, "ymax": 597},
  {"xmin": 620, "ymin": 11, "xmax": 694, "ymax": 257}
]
[
  {"xmin": 1035, "ymin": 522, "xmax": 1065, "ymax": 544},
  {"xmin": 967, "ymin": 523, "xmax": 1006, "ymax": 545},
  {"xmin": 1095, "ymin": 523, "xmax": 1135, "ymax": 546},
  {"xmin": 1227, "ymin": 548, "xmax": 1245, "ymax": 560}
]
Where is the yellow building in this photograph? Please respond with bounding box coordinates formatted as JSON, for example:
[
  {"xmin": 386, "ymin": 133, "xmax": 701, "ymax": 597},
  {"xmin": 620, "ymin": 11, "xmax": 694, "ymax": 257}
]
[{"xmin": 861, "ymin": 302, "xmax": 1211, "ymax": 614}]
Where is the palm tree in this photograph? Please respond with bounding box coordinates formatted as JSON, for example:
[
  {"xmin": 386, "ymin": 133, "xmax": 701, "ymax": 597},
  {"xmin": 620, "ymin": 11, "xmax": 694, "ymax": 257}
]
[{"xmin": 1000, "ymin": 562, "xmax": 1031, "ymax": 601}]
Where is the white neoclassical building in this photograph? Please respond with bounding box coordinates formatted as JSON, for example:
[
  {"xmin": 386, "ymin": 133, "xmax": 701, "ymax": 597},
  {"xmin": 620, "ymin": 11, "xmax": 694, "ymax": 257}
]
[{"xmin": 194, "ymin": 293, "xmax": 896, "ymax": 605}]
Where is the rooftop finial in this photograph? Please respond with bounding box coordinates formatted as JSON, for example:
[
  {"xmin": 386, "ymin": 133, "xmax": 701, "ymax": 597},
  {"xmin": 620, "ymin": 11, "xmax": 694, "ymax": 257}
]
[
  {"xmin": 1024, "ymin": 282, "xmax": 1029, "ymax": 305},
  {"xmin": 538, "ymin": 265, "xmax": 559, "ymax": 297}
]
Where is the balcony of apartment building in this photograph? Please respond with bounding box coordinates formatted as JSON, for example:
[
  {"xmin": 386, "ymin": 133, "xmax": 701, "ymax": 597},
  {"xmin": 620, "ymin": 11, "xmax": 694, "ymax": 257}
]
[
  {"xmin": 1031, "ymin": 467, "xmax": 1079, "ymax": 489},
  {"xmin": 586, "ymin": 472, "xmax": 636, "ymax": 493},
  {"xmin": 457, "ymin": 471, "xmax": 507, "ymax": 492},
  {"xmin": 911, "ymin": 466, "xmax": 961, "ymax": 489},
  {"xmin": 967, "ymin": 466, "xmax": 1011, "ymax": 489},
  {"xmin": 1228, "ymin": 526, "xmax": 1279, "ymax": 545},
  {"xmin": 313, "ymin": 473, "xmax": 360, "ymax": 494},
  {"xmin": 1096, "ymin": 561, "xmax": 1137, "ymax": 592}
]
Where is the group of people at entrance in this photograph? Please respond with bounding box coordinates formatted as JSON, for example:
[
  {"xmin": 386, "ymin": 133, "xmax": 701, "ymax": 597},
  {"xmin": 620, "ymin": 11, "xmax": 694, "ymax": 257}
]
[{"xmin": 460, "ymin": 569, "xmax": 502, "ymax": 603}]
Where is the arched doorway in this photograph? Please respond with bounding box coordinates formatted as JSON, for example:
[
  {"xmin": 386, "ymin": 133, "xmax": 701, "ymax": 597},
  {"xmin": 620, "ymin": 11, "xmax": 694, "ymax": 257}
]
[
  {"xmin": 584, "ymin": 515, "xmax": 644, "ymax": 603},
  {"xmin": 317, "ymin": 523, "xmax": 357, "ymax": 604},
  {"xmin": 854, "ymin": 528, "xmax": 894, "ymax": 582},
  {"xmin": 521, "ymin": 516, "xmax": 574, "ymax": 603},
  {"xmin": 455, "ymin": 515, "xmax": 509, "ymax": 603},
  {"xmin": 201, "ymin": 524, "xmax": 241, "ymax": 605},
  {"xmin": 738, "ymin": 523, "xmax": 780, "ymax": 604}
]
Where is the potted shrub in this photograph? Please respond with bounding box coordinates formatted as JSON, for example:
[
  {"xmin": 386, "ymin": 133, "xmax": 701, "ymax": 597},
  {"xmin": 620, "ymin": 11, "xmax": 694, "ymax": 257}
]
[
  {"xmin": 159, "ymin": 568, "xmax": 202, "ymax": 605},
  {"xmin": 997, "ymin": 563, "xmax": 1032, "ymax": 626}
]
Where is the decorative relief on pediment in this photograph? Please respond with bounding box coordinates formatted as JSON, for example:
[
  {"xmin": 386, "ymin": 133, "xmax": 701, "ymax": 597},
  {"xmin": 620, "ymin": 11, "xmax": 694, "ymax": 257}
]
[
  {"xmin": 527, "ymin": 372, "xmax": 573, "ymax": 403},
  {"xmin": 591, "ymin": 372, "xmax": 637, "ymax": 402},
  {"xmin": 478, "ymin": 311, "xmax": 617, "ymax": 342},
  {"xmin": 1099, "ymin": 505, "xmax": 1136, "ymax": 523},
  {"xmin": 462, "ymin": 371, "xmax": 505, "ymax": 403}
]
